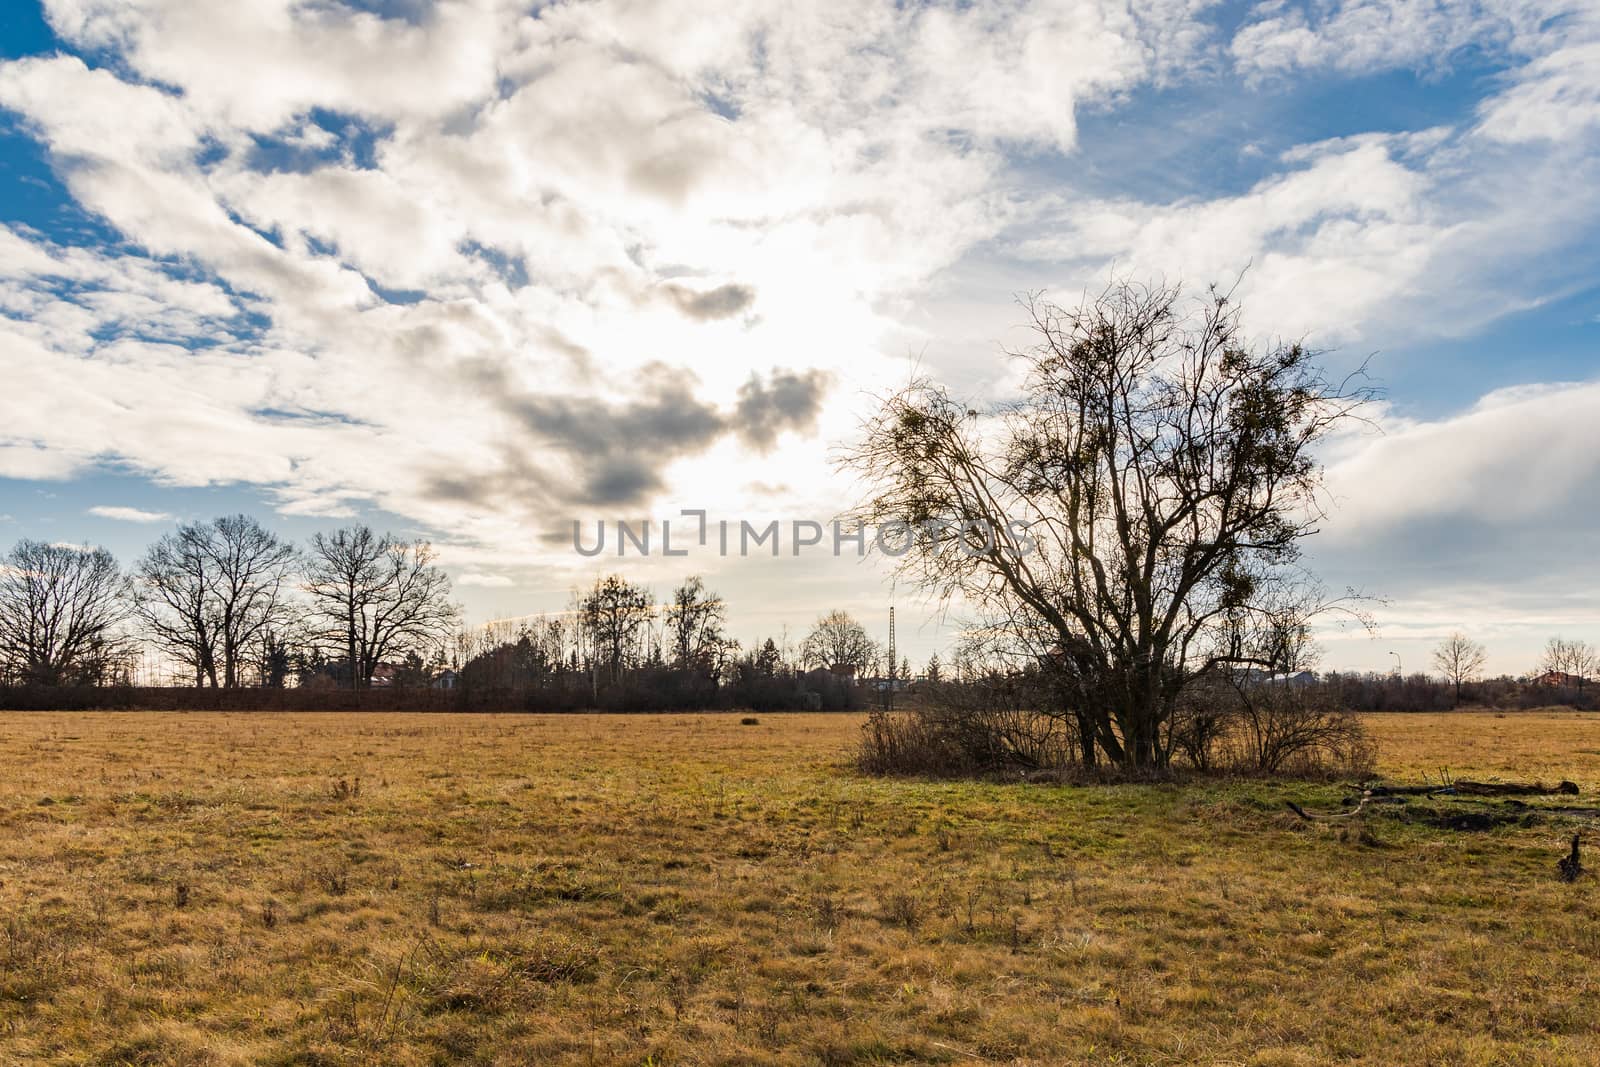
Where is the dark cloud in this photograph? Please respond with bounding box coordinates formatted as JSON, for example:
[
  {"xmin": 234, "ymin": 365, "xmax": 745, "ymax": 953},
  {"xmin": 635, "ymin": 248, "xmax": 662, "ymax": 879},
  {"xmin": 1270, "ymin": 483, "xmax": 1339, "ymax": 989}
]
[
  {"xmin": 584, "ymin": 460, "xmax": 662, "ymax": 505},
  {"xmin": 421, "ymin": 473, "xmax": 494, "ymax": 505},
  {"xmin": 419, "ymin": 444, "xmax": 558, "ymax": 515},
  {"xmin": 421, "ymin": 363, "xmax": 831, "ymax": 511},
  {"xmin": 497, "ymin": 363, "xmax": 725, "ymax": 507},
  {"xmin": 663, "ymin": 282, "xmax": 756, "ymax": 321},
  {"xmin": 732, "ymin": 369, "xmax": 831, "ymax": 449}
]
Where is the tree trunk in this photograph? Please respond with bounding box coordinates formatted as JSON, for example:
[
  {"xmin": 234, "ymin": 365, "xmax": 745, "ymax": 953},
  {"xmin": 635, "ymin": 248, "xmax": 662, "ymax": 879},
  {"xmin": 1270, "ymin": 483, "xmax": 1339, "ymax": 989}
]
[
  {"xmin": 347, "ymin": 621, "xmax": 360, "ymax": 690},
  {"xmin": 1119, "ymin": 684, "xmax": 1167, "ymax": 770},
  {"xmin": 1075, "ymin": 708, "xmax": 1097, "ymax": 768}
]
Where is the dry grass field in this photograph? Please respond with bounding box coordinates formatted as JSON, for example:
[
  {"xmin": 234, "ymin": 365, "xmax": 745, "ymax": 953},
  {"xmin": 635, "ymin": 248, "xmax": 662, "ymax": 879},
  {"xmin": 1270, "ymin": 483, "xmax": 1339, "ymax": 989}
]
[{"xmin": 3, "ymin": 710, "xmax": 1600, "ymax": 1066}]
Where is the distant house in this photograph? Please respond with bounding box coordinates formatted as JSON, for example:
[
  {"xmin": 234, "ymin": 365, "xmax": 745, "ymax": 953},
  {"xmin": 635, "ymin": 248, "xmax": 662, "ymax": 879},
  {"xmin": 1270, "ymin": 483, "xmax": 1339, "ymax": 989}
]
[
  {"xmin": 1533, "ymin": 670, "xmax": 1588, "ymax": 688},
  {"xmin": 1236, "ymin": 668, "xmax": 1319, "ymax": 688},
  {"xmin": 433, "ymin": 669, "xmax": 457, "ymax": 691}
]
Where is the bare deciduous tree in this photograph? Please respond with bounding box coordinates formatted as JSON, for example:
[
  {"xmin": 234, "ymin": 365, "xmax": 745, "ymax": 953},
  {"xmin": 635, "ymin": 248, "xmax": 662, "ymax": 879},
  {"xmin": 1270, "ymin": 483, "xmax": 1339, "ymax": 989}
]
[
  {"xmin": 579, "ymin": 575, "xmax": 653, "ymax": 684},
  {"xmin": 845, "ymin": 279, "xmax": 1372, "ymax": 769},
  {"xmin": 799, "ymin": 610, "xmax": 878, "ymax": 673},
  {"xmin": 303, "ymin": 526, "xmax": 458, "ymax": 688},
  {"xmin": 134, "ymin": 523, "xmax": 217, "ymax": 687},
  {"xmin": 665, "ymin": 576, "xmax": 734, "ymax": 676},
  {"xmin": 1539, "ymin": 636, "xmax": 1597, "ymax": 691},
  {"xmin": 134, "ymin": 515, "xmax": 296, "ymax": 687},
  {"xmin": 0, "ymin": 539, "xmax": 130, "ymax": 685},
  {"xmin": 209, "ymin": 515, "xmax": 298, "ymax": 687},
  {"xmin": 1432, "ymin": 632, "xmax": 1487, "ymax": 706}
]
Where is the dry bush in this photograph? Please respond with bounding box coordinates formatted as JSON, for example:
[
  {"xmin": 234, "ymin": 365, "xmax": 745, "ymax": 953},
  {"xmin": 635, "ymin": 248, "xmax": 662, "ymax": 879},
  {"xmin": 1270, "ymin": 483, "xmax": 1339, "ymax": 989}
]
[
  {"xmin": 1175, "ymin": 678, "xmax": 1376, "ymax": 778},
  {"xmin": 857, "ymin": 676, "xmax": 1078, "ymax": 776},
  {"xmin": 1228, "ymin": 684, "xmax": 1375, "ymax": 777},
  {"xmin": 856, "ymin": 708, "xmax": 959, "ymax": 775},
  {"xmin": 1169, "ymin": 685, "xmax": 1234, "ymax": 772},
  {"xmin": 881, "ymin": 890, "xmax": 923, "ymax": 931},
  {"xmin": 310, "ymin": 858, "xmax": 351, "ymax": 896},
  {"xmin": 861, "ymin": 676, "xmax": 1374, "ymax": 779}
]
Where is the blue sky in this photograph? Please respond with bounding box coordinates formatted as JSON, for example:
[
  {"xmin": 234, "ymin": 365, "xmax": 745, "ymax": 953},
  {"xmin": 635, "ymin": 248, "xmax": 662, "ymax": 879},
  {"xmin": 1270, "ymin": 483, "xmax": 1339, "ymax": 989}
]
[{"xmin": 1, "ymin": 0, "xmax": 1598, "ymax": 676}]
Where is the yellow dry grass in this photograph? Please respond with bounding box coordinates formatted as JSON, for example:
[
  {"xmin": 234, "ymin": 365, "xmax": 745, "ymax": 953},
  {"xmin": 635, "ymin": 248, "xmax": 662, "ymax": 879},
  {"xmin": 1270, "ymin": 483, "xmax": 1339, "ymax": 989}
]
[{"xmin": 1, "ymin": 709, "xmax": 1598, "ymax": 1065}]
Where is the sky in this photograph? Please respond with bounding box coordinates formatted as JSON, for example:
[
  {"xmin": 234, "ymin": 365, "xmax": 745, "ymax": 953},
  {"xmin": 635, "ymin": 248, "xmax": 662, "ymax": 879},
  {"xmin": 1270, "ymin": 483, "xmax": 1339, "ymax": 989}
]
[{"xmin": 0, "ymin": 0, "xmax": 1598, "ymax": 677}]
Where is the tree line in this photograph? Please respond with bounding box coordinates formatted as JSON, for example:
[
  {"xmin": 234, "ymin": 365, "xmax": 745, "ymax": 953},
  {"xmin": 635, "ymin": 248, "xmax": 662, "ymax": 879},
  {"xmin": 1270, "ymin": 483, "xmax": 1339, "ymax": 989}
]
[
  {"xmin": 0, "ymin": 520, "xmax": 907, "ymax": 712},
  {"xmin": 0, "ymin": 519, "xmax": 1589, "ymax": 718},
  {"xmin": 0, "ymin": 519, "xmax": 458, "ymax": 690}
]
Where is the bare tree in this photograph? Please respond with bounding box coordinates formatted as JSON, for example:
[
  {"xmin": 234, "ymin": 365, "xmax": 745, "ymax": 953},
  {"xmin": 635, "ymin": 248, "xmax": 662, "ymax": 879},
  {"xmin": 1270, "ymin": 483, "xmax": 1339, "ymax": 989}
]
[
  {"xmin": 133, "ymin": 515, "xmax": 296, "ymax": 688},
  {"xmin": 0, "ymin": 539, "xmax": 130, "ymax": 685},
  {"xmin": 1539, "ymin": 636, "xmax": 1597, "ymax": 692},
  {"xmin": 665, "ymin": 576, "xmax": 734, "ymax": 675},
  {"xmin": 845, "ymin": 279, "xmax": 1372, "ymax": 769},
  {"xmin": 799, "ymin": 610, "xmax": 878, "ymax": 673},
  {"xmin": 133, "ymin": 523, "xmax": 218, "ymax": 687},
  {"xmin": 209, "ymin": 515, "xmax": 298, "ymax": 686},
  {"xmin": 579, "ymin": 575, "xmax": 653, "ymax": 684},
  {"xmin": 303, "ymin": 526, "xmax": 459, "ymax": 688},
  {"xmin": 1432, "ymin": 632, "xmax": 1487, "ymax": 706}
]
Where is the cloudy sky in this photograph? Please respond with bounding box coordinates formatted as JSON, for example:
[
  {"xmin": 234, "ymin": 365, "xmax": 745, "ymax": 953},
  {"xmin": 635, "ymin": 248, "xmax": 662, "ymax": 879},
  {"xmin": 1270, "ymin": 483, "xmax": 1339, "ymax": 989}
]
[{"xmin": 1, "ymin": 0, "xmax": 1597, "ymax": 675}]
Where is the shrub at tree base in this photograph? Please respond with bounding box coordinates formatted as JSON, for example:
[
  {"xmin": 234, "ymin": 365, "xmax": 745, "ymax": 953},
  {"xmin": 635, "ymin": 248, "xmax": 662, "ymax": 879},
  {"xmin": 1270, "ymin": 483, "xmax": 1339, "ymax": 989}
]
[{"xmin": 860, "ymin": 683, "xmax": 1375, "ymax": 781}]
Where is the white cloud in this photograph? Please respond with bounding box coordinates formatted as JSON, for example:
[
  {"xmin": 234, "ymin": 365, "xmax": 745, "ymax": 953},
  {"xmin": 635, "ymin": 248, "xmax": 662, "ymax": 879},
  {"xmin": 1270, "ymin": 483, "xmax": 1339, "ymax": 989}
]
[
  {"xmin": 42, "ymin": 0, "xmax": 511, "ymax": 131},
  {"xmin": 1303, "ymin": 378, "xmax": 1600, "ymax": 673},
  {"xmin": 965, "ymin": 33, "xmax": 1600, "ymax": 351},
  {"xmin": 1000, "ymin": 131, "xmax": 1446, "ymax": 342},
  {"xmin": 1476, "ymin": 39, "xmax": 1600, "ymax": 143},
  {"xmin": 87, "ymin": 504, "xmax": 173, "ymax": 523},
  {"xmin": 457, "ymin": 572, "xmax": 515, "ymax": 588},
  {"xmin": 1324, "ymin": 380, "xmax": 1600, "ymax": 534},
  {"xmin": 1229, "ymin": 0, "xmax": 1553, "ymax": 80}
]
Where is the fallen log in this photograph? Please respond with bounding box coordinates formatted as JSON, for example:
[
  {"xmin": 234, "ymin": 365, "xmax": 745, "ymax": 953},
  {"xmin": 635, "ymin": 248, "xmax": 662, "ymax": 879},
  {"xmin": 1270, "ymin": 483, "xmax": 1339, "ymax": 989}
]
[
  {"xmin": 1359, "ymin": 784, "xmax": 1440, "ymax": 797},
  {"xmin": 1362, "ymin": 779, "xmax": 1578, "ymax": 798},
  {"xmin": 1455, "ymin": 779, "xmax": 1579, "ymax": 796},
  {"xmin": 1291, "ymin": 791, "xmax": 1600, "ymax": 829}
]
